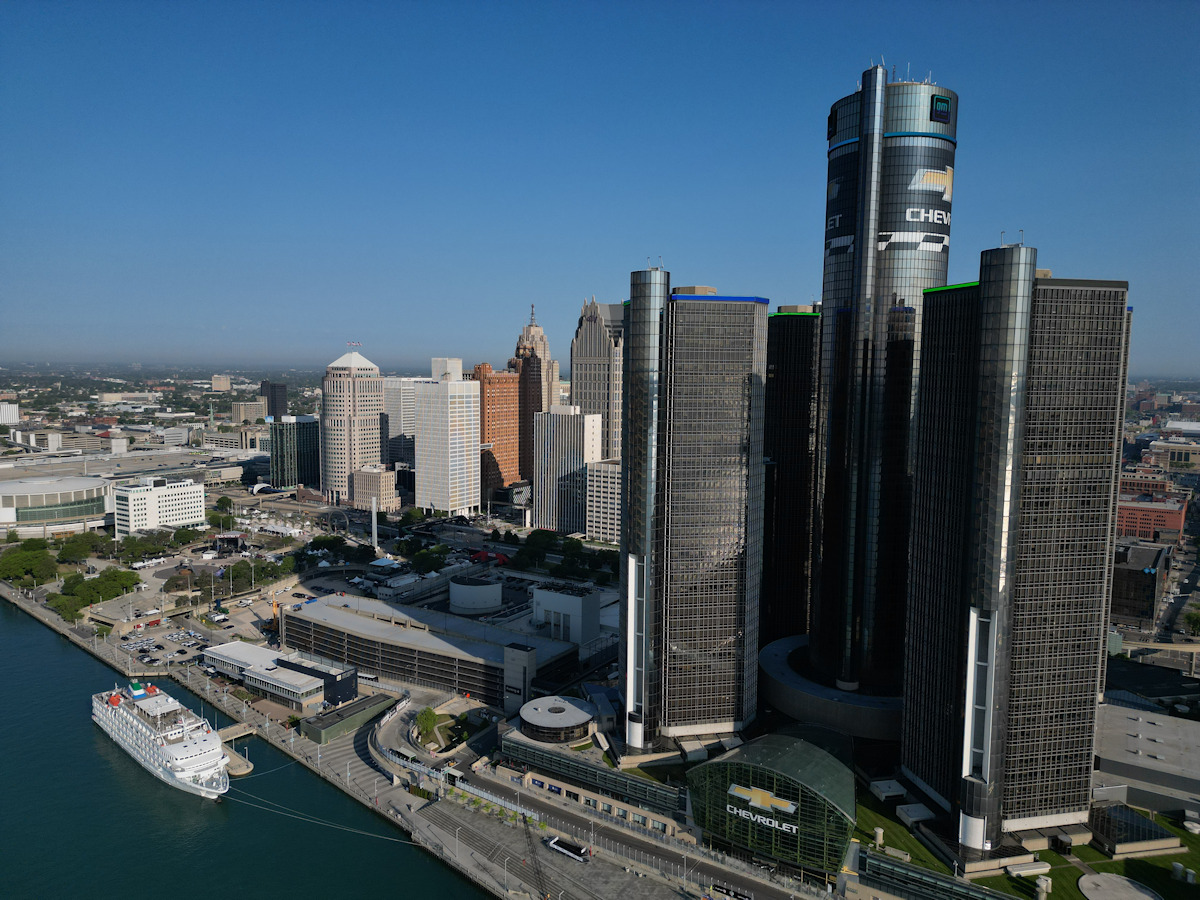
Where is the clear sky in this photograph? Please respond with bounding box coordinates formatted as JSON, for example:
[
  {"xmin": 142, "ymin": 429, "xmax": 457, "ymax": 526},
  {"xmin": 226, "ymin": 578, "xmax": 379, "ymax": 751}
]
[{"xmin": 2, "ymin": 0, "xmax": 1197, "ymax": 377}]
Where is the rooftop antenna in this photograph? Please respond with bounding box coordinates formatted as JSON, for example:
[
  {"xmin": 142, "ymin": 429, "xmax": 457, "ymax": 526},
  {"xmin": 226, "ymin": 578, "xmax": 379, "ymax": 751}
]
[
  {"xmin": 647, "ymin": 256, "xmax": 652, "ymax": 268},
  {"xmin": 1000, "ymin": 230, "xmax": 1006, "ymax": 245},
  {"xmin": 892, "ymin": 64, "xmax": 896, "ymax": 81},
  {"xmin": 907, "ymin": 62, "xmax": 911, "ymax": 81},
  {"xmin": 658, "ymin": 256, "xmax": 665, "ymax": 269},
  {"xmin": 530, "ymin": 304, "xmax": 537, "ymax": 325},
  {"xmin": 1019, "ymin": 229, "xmax": 1024, "ymax": 244}
]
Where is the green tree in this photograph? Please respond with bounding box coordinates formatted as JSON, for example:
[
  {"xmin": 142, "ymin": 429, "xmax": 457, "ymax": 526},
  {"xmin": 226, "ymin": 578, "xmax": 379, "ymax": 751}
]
[
  {"xmin": 400, "ymin": 508, "xmax": 425, "ymax": 527},
  {"xmin": 5, "ymin": 529, "xmax": 17, "ymax": 543},
  {"xmin": 215, "ymin": 496, "xmax": 233, "ymax": 512},
  {"xmin": 416, "ymin": 706, "xmax": 438, "ymax": 739},
  {"xmin": 1183, "ymin": 609, "xmax": 1200, "ymax": 636},
  {"xmin": 490, "ymin": 528, "xmax": 501, "ymax": 542},
  {"xmin": 502, "ymin": 531, "xmax": 521, "ymax": 546},
  {"xmin": 173, "ymin": 527, "xmax": 200, "ymax": 545}
]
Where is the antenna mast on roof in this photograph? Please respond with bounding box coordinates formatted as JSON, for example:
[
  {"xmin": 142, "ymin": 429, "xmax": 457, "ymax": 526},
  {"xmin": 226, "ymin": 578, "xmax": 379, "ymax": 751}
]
[{"xmin": 530, "ymin": 304, "xmax": 537, "ymax": 326}]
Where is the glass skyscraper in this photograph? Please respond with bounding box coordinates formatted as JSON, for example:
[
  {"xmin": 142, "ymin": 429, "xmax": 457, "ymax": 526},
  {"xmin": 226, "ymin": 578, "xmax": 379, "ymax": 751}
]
[
  {"xmin": 903, "ymin": 245, "xmax": 1131, "ymax": 853},
  {"xmin": 811, "ymin": 66, "xmax": 959, "ymax": 694},
  {"xmin": 620, "ymin": 267, "xmax": 767, "ymax": 750}
]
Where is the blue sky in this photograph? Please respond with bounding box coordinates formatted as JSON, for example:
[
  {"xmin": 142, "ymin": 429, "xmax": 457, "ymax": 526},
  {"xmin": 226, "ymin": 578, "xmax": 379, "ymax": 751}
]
[{"xmin": 2, "ymin": 0, "xmax": 1197, "ymax": 376}]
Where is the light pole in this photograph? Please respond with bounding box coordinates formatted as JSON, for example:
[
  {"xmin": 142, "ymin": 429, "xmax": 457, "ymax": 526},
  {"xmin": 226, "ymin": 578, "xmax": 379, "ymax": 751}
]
[
  {"xmin": 455, "ymin": 825, "xmax": 461, "ymax": 860},
  {"xmin": 503, "ymin": 857, "xmax": 510, "ymax": 891}
]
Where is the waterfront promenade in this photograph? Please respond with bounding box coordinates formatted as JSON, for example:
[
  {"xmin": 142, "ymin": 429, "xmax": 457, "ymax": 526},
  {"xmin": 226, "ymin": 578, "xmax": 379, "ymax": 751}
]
[{"xmin": 3, "ymin": 580, "xmax": 816, "ymax": 900}]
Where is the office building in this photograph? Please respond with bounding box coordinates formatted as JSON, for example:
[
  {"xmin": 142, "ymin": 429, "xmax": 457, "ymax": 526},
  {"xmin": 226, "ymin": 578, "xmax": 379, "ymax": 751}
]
[
  {"xmin": 351, "ymin": 464, "xmax": 401, "ymax": 513},
  {"xmin": 531, "ymin": 405, "xmax": 601, "ymax": 534},
  {"xmin": 902, "ymin": 245, "xmax": 1130, "ymax": 853},
  {"xmin": 269, "ymin": 415, "xmax": 320, "ymax": 489},
  {"xmin": 320, "ymin": 351, "xmax": 384, "ymax": 505},
  {"xmin": 569, "ymin": 297, "xmax": 624, "ymax": 460},
  {"xmin": 473, "ymin": 363, "xmax": 520, "ymax": 501},
  {"xmin": 114, "ymin": 476, "xmax": 206, "ymax": 539},
  {"xmin": 259, "ymin": 380, "xmax": 288, "ymax": 420},
  {"xmin": 231, "ymin": 400, "xmax": 266, "ymax": 425},
  {"xmin": 512, "ymin": 305, "xmax": 560, "ymax": 414},
  {"xmin": 809, "ymin": 66, "xmax": 959, "ymax": 695},
  {"xmin": 514, "ymin": 350, "xmax": 544, "ymax": 483},
  {"xmin": 761, "ymin": 305, "xmax": 820, "ymax": 648},
  {"xmin": 1111, "ymin": 539, "xmax": 1170, "ymax": 627},
  {"xmin": 0, "ymin": 402, "xmax": 18, "ymax": 426},
  {"xmin": 381, "ymin": 376, "xmax": 422, "ymax": 467},
  {"xmin": 414, "ymin": 358, "xmax": 481, "ymax": 517},
  {"xmin": 585, "ymin": 458, "xmax": 621, "ymax": 545},
  {"xmin": 211, "ymin": 374, "xmax": 231, "ymax": 392},
  {"xmin": 621, "ymin": 267, "xmax": 768, "ymax": 750}
]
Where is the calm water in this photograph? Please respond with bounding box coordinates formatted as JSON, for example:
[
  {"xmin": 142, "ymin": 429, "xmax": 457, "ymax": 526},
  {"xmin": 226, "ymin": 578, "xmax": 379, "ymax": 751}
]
[{"xmin": 0, "ymin": 600, "xmax": 489, "ymax": 899}]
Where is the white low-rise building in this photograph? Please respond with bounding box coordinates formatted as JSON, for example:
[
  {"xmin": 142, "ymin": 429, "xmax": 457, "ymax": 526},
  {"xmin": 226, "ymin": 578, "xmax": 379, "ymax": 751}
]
[{"xmin": 114, "ymin": 476, "xmax": 205, "ymax": 538}]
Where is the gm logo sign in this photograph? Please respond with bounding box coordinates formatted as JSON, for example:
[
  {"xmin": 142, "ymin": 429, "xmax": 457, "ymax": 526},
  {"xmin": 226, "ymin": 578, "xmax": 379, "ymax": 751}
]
[
  {"xmin": 930, "ymin": 95, "xmax": 952, "ymax": 124},
  {"xmin": 728, "ymin": 784, "xmax": 797, "ymax": 815}
]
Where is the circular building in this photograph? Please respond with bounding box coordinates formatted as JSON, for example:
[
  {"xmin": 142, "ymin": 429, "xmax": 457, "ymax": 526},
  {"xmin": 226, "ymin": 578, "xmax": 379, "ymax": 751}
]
[
  {"xmin": 519, "ymin": 695, "xmax": 597, "ymax": 744},
  {"xmin": 448, "ymin": 575, "xmax": 503, "ymax": 616},
  {"xmin": 686, "ymin": 733, "xmax": 856, "ymax": 874},
  {"xmin": 0, "ymin": 475, "xmax": 111, "ymax": 539}
]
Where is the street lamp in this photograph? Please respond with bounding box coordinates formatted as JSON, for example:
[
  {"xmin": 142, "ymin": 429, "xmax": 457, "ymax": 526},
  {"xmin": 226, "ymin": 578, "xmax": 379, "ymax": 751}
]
[
  {"xmin": 503, "ymin": 857, "xmax": 510, "ymax": 891},
  {"xmin": 455, "ymin": 825, "xmax": 461, "ymax": 860}
]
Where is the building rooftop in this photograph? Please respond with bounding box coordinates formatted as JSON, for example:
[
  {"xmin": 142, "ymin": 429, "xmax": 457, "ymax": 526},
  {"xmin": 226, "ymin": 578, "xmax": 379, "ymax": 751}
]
[
  {"xmin": 0, "ymin": 475, "xmax": 109, "ymax": 496},
  {"xmin": 205, "ymin": 641, "xmax": 279, "ymax": 669},
  {"xmin": 326, "ymin": 350, "xmax": 378, "ymax": 371},
  {"xmin": 520, "ymin": 695, "xmax": 597, "ymax": 730}
]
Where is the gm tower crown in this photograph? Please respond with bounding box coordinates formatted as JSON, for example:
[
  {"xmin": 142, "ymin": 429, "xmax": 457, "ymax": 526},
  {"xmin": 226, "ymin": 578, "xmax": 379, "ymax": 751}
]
[{"xmin": 811, "ymin": 66, "xmax": 958, "ymax": 695}]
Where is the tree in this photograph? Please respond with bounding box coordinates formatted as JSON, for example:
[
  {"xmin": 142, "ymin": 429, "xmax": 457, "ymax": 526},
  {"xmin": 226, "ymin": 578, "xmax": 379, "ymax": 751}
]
[
  {"xmin": 416, "ymin": 706, "xmax": 438, "ymax": 739},
  {"xmin": 490, "ymin": 528, "xmax": 501, "ymax": 542},
  {"xmin": 1183, "ymin": 609, "xmax": 1200, "ymax": 637},
  {"xmin": 5, "ymin": 529, "xmax": 16, "ymax": 543},
  {"xmin": 376, "ymin": 510, "xmax": 389, "ymax": 526},
  {"xmin": 400, "ymin": 508, "xmax": 425, "ymax": 527},
  {"xmin": 215, "ymin": 496, "xmax": 233, "ymax": 512},
  {"xmin": 173, "ymin": 527, "xmax": 200, "ymax": 545},
  {"xmin": 502, "ymin": 531, "xmax": 521, "ymax": 546}
]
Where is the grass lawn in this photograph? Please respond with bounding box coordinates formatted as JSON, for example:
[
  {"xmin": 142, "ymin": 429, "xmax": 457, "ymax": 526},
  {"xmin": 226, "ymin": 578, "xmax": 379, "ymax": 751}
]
[
  {"xmin": 570, "ymin": 740, "xmax": 594, "ymax": 752},
  {"xmin": 852, "ymin": 791, "xmax": 951, "ymax": 875},
  {"xmin": 973, "ymin": 870, "xmax": 1088, "ymax": 900},
  {"xmin": 624, "ymin": 762, "xmax": 690, "ymax": 785},
  {"xmin": 1070, "ymin": 844, "xmax": 1107, "ymax": 863}
]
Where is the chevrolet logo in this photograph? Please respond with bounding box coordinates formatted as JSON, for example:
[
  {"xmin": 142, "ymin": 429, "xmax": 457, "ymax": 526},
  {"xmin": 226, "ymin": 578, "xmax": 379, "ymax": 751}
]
[
  {"xmin": 908, "ymin": 166, "xmax": 954, "ymax": 203},
  {"xmin": 728, "ymin": 784, "xmax": 797, "ymax": 815}
]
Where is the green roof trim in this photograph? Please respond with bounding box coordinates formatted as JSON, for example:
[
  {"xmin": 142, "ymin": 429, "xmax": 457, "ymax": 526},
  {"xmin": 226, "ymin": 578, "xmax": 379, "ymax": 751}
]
[{"xmin": 923, "ymin": 281, "xmax": 979, "ymax": 294}]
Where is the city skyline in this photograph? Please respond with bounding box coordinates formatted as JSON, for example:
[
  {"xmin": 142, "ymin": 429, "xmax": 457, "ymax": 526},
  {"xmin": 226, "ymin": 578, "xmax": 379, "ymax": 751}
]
[{"xmin": 3, "ymin": 2, "xmax": 1197, "ymax": 375}]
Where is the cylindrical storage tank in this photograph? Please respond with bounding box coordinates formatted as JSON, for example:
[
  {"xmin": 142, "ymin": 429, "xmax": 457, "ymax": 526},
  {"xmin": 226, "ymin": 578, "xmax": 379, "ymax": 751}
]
[
  {"xmin": 448, "ymin": 575, "xmax": 503, "ymax": 615},
  {"xmin": 519, "ymin": 696, "xmax": 598, "ymax": 744}
]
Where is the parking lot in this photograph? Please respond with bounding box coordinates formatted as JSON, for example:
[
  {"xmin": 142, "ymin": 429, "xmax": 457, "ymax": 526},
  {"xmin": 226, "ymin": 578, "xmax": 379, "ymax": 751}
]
[{"xmin": 118, "ymin": 622, "xmax": 212, "ymax": 668}]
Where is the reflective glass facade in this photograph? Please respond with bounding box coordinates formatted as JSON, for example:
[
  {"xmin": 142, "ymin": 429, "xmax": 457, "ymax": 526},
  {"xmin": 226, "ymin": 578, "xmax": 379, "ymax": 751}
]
[
  {"xmin": 621, "ymin": 269, "xmax": 767, "ymax": 748},
  {"xmin": 686, "ymin": 734, "xmax": 855, "ymax": 873},
  {"xmin": 812, "ymin": 66, "xmax": 958, "ymax": 694},
  {"xmin": 903, "ymin": 246, "xmax": 1131, "ymax": 850},
  {"xmin": 269, "ymin": 418, "xmax": 320, "ymax": 489}
]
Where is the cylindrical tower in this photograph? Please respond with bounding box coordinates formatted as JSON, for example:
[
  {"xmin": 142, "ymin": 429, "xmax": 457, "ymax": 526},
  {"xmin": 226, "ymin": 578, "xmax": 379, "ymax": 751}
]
[
  {"xmin": 620, "ymin": 266, "xmax": 670, "ymax": 750},
  {"xmin": 810, "ymin": 67, "xmax": 958, "ymax": 694}
]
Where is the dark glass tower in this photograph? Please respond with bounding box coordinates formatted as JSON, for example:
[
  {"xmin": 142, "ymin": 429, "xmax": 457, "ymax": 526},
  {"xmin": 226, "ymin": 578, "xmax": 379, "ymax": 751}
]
[
  {"xmin": 903, "ymin": 246, "xmax": 1131, "ymax": 852},
  {"xmin": 270, "ymin": 416, "xmax": 320, "ymax": 489},
  {"xmin": 761, "ymin": 306, "xmax": 820, "ymax": 647},
  {"xmin": 620, "ymin": 268, "xmax": 768, "ymax": 750},
  {"xmin": 259, "ymin": 380, "xmax": 288, "ymax": 420},
  {"xmin": 811, "ymin": 66, "xmax": 958, "ymax": 693}
]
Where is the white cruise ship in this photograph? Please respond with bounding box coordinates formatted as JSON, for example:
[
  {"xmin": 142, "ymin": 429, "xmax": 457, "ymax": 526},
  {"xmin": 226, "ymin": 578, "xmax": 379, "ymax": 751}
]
[{"xmin": 92, "ymin": 682, "xmax": 230, "ymax": 799}]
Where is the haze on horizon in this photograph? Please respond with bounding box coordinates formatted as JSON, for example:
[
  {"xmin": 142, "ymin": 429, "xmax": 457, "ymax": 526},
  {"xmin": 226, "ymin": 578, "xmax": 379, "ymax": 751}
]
[{"xmin": 2, "ymin": 2, "xmax": 1197, "ymax": 376}]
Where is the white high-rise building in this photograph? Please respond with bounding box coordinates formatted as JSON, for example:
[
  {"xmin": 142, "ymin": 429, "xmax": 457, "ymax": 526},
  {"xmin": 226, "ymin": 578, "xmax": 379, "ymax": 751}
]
[
  {"xmin": 532, "ymin": 405, "xmax": 601, "ymax": 534},
  {"xmin": 415, "ymin": 359, "xmax": 481, "ymax": 517},
  {"xmin": 320, "ymin": 351, "xmax": 384, "ymax": 504},
  {"xmin": 114, "ymin": 477, "xmax": 205, "ymax": 539},
  {"xmin": 585, "ymin": 458, "xmax": 621, "ymax": 545},
  {"xmin": 0, "ymin": 402, "xmax": 19, "ymax": 426}
]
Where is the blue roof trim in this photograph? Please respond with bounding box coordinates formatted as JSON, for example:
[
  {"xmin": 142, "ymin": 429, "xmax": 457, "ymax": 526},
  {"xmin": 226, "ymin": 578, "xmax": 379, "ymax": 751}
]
[
  {"xmin": 827, "ymin": 137, "xmax": 859, "ymax": 152},
  {"xmin": 671, "ymin": 295, "xmax": 770, "ymax": 304},
  {"xmin": 883, "ymin": 131, "xmax": 956, "ymax": 144}
]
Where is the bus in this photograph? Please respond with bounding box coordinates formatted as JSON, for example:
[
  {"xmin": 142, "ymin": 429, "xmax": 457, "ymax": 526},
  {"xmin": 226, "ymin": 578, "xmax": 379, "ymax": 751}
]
[{"xmin": 545, "ymin": 836, "xmax": 590, "ymax": 863}]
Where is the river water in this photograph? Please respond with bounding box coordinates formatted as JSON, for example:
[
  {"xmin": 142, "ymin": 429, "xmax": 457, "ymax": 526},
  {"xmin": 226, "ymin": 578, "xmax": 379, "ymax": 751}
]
[{"xmin": 0, "ymin": 600, "xmax": 489, "ymax": 899}]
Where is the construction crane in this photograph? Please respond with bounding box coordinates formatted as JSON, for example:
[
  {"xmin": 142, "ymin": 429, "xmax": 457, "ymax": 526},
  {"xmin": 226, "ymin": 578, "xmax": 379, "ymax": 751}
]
[{"xmin": 521, "ymin": 814, "xmax": 551, "ymax": 900}]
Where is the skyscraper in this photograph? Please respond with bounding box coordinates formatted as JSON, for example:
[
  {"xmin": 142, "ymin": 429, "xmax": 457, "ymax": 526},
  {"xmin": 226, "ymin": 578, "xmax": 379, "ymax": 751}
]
[
  {"xmin": 473, "ymin": 362, "xmax": 520, "ymax": 501},
  {"xmin": 514, "ymin": 351, "xmax": 544, "ymax": 483},
  {"xmin": 569, "ymin": 297, "xmax": 624, "ymax": 461},
  {"xmin": 810, "ymin": 66, "xmax": 958, "ymax": 694},
  {"xmin": 621, "ymin": 267, "xmax": 768, "ymax": 751},
  {"xmin": 531, "ymin": 405, "xmax": 601, "ymax": 534},
  {"xmin": 513, "ymin": 305, "xmax": 560, "ymax": 413},
  {"xmin": 269, "ymin": 415, "xmax": 319, "ymax": 489},
  {"xmin": 761, "ymin": 305, "xmax": 820, "ymax": 648},
  {"xmin": 903, "ymin": 245, "xmax": 1130, "ymax": 853},
  {"xmin": 382, "ymin": 376, "xmax": 422, "ymax": 467},
  {"xmin": 414, "ymin": 358, "xmax": 481, "ymax": 518},
  {"xmin": 259, "ymin": 380, "xmax": 288, "ymax": 420},
  {"xmin": 320, "ymin": 350, "xmax": 384, "ymax": 504}
]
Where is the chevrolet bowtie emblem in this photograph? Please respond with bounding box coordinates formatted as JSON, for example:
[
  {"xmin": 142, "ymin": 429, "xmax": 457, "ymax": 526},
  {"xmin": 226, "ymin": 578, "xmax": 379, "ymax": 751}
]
[
  {"xmin": 908, "ymin": 166, "xmax": 954, "ymax": 202},
  {"xmin": 728, "ymin": 784, "xmax": 797, "ymax": 815}
]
